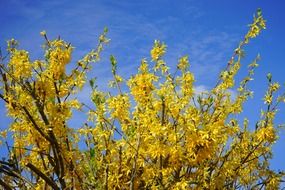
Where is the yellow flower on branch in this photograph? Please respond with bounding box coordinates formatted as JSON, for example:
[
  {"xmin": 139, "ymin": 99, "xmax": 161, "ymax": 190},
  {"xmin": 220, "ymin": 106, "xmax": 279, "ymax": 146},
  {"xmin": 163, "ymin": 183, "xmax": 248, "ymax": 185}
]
[{"xmin": 150, "ymin": 40, "xmax": 166, "ymax": 61}]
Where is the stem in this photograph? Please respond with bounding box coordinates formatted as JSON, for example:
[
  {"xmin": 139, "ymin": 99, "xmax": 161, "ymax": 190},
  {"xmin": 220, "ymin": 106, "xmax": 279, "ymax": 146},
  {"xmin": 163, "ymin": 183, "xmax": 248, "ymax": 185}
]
[{"xmin": 26, "ymin": 163, "xmax": 59, "ymax": 190}]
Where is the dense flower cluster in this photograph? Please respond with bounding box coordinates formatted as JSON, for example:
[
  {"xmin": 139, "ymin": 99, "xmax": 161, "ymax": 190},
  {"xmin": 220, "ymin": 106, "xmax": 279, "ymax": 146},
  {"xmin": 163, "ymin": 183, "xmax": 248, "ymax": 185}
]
[{"xmin": 0, "ymin": 10, "xmax": 285, "ymax": 189}]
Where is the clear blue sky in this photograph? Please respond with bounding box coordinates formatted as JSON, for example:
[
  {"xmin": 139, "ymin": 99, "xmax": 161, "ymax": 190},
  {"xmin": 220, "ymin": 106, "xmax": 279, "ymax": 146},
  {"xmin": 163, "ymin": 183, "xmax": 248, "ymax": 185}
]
[{"xmin": 0, "ymin": 0, "xmax": 285, "ymax": 170}]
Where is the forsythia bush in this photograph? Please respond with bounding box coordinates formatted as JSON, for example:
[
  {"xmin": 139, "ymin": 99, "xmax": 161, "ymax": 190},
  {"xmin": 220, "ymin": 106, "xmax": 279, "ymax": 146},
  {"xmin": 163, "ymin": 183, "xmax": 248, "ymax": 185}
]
[{"xmin": 0, "ymin": 9, "xmax": 284, "ymax": 189}]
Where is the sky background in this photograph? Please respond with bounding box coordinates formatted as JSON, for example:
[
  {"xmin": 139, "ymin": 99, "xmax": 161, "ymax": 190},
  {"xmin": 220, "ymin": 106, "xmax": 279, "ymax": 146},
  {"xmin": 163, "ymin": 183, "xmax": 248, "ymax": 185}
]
[{"xmin": 0, "ymin": 0, "xmax": 285, "ymax": 171}]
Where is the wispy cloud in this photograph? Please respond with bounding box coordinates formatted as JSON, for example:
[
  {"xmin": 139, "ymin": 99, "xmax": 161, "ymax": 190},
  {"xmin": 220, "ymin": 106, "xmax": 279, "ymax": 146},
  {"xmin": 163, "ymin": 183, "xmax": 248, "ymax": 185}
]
[
  {"xmin": 1, "ymin": 0, "xmax": 239, "ymax": 81},
  {"xmin": 0, "ymin": 0, "xmax": 241, "ymax": 129},
  {"xmin": 194, "ymin": 85, "xmax": 237, "ymax": 100}
]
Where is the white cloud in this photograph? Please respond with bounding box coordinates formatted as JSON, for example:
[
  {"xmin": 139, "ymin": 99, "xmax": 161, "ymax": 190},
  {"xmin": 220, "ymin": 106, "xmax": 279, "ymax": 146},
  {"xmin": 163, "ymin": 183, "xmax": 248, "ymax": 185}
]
[
  {"xmin": 194, "ymin": 85, "xmax": 237, "ymax": 100},
  {"xmin": 0, "ymin": 0, "xmax": 241, "ymax": 129},
  {"xmin": 194, "ymin": 85, "xmax": 208, "ymax": 95}
]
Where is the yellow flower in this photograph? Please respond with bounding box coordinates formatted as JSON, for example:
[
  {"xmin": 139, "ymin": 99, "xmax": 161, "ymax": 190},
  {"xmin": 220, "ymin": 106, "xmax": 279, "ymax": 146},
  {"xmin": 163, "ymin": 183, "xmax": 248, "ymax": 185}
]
[
  {"xmin": 9, "ymin": 49, "xmax": 32, "ymax": 79},
  {"xmin": 256, "ymin": 126, "xmax": 276, "ymax": 143},
  {"xmin": 177, "ymin": 55, "xmax": 189, "ymax": 71},
  {"xmin": 0, "ymin": 130, "xmax": 7, "ymax": 139},
  {"xmin": 270, "ymin": 82, "xmax": 280, "ymax": 92},
  {"xmin": 263, "ymin": 93, "xmax": 272, "ymax": 104},
  {"xmin": 150, "ymin": 40, "xmax": 166, "ymax": 61}
]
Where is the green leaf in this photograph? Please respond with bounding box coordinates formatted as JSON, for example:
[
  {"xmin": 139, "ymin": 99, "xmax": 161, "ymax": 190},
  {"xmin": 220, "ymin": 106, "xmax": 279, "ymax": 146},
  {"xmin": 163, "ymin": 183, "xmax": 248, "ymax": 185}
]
[
  {"xmin": 257, "ymin": 8, "xmax": 262, "ymax": 17},
  {"xmin": 90, "ymin": 148, "xmax": 95, "ymax": 158},
  {"xmin": 104, "ymin": 27, "xmax": 108, "ymax": 33},
  {"xmin": 266, "ymin": 73, "xmax": 272, "ymax": 82},
  {"xmin": 89, "ymin": 77, "xmax": 97, "ymax": 90},
  {"xmin": 110, "ymin": 55, "xmax": 117, "ymax": 75}
]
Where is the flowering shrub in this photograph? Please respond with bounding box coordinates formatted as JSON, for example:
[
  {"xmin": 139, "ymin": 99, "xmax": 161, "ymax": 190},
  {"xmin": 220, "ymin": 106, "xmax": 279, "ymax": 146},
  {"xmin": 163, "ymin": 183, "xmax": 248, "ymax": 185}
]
[{"xmin": 0, "ymin": 9, "xmax": 284, "ymax": 189}]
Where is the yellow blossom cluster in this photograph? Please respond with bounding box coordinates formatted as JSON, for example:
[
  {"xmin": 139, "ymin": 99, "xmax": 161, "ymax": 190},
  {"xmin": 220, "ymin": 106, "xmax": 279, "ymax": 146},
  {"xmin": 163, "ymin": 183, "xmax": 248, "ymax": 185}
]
[
  {"xmin": 46, "ymin": 39, "xmax": 73, "ymax": 79},
  {"xmin": 0, "ymin": 9, "xmax": 284, "ymax": 190},
  {"xmin": 8, "ymin": 49, "xmax": 32, "ymax": 79},
  {"xmin": 0, "ymin": 29, "xmax": 109, "ymax": 189},
  {"xmin": 150, "ymin": 40, "xmax": 166, "ymax": 61}
]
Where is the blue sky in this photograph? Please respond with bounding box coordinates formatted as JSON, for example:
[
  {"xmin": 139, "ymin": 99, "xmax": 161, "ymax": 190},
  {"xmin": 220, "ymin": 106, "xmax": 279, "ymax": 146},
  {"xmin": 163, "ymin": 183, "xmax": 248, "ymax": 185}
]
[{"xmin": 0, "ymin": 0, "xmax": 285, "ymax": 171}]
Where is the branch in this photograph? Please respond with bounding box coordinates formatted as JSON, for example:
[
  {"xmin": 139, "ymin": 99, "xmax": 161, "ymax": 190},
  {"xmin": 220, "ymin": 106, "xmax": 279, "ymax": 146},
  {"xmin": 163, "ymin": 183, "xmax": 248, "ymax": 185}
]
[
  {"xmin": 130, "ymin": 135, "xmax": 141, "ymax": 190},
  {"xmin": 0, "ymin": 178, "xmax": 13, "ymax": 190},
  {"xmin": 26, "ymin": 163, "xmax": 59, "ymax": 190},
  {"xmin": 22, "ymin": 106, "xmax": 51, "ymax": 142}
]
